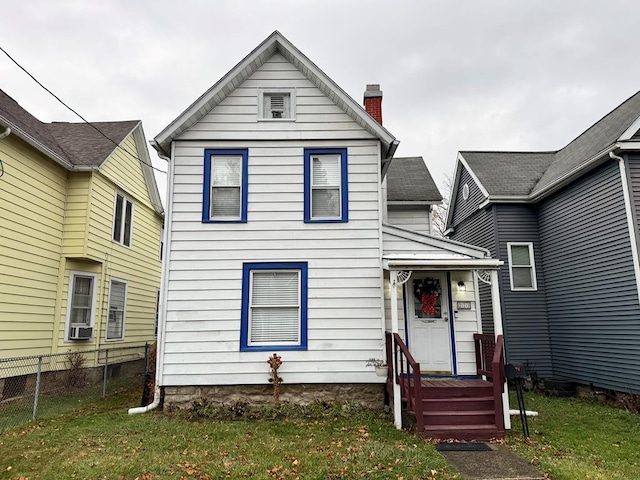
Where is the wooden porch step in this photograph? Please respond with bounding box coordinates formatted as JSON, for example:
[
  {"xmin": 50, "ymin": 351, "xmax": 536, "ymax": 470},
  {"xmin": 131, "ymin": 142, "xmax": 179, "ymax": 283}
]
[
  {"xmin": 423, "ymin": 396, "xmax": 495, "ymax": 412},
  {"xmin": 421, "ymin": 385, "xmax": 493, "ymax": 399},
  {"xmin": 421, "ymin": 424, "xmax": 503, "ymax": 442},
  {"xmin": 424, "ymin": 409, "xmax": 495, "ymax": 426}
]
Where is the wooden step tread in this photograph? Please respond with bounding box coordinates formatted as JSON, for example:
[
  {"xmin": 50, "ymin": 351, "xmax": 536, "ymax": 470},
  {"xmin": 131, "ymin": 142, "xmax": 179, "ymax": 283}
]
[
  {"xmin": 424, "ymin": 424, "xmax": 499, "ymax": 431},
  {"xmin": 424, "ymin": 396, "xmax": 494, "ymax": 403},
  {"xmin": 424, "ymin": 410, "xmax": 494, "ymax": 417}
]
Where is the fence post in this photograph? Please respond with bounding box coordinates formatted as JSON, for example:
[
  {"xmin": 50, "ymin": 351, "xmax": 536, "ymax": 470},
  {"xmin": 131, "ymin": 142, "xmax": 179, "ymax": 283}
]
[
  {"xmin": 32, "ymin": 356, "xmax": 42, "ymax": 420},
  {"xmin": 102, "ymin": 349, "xmax": 109, "ymax": 398}
]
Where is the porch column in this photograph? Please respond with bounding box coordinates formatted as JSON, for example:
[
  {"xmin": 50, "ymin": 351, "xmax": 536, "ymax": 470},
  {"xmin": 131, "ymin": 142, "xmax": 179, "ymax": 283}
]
[
  {"xmin": 389, "ymin": 270, "xmax": 402, "ymax": 429},
  {"xmin": 490, "ymin": 269, "xmax": 511, "ymax": 430}
]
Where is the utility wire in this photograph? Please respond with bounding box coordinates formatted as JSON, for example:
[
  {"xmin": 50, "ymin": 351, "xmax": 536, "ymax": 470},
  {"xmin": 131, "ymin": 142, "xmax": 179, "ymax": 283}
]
[{"xmin": 0, "ymin": 45, "xmax": 167, "ymax": 174}]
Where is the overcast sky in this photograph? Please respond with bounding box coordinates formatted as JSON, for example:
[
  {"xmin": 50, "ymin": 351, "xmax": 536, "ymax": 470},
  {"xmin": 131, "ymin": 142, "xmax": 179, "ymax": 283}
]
[{"xmin": 1, "ymin": 0, "xmax": 638, "ymax": 202}]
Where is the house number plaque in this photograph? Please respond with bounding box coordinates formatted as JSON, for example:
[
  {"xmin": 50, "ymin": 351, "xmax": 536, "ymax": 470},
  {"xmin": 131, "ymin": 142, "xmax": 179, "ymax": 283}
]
[{"xmin": 457, "ymin": 301, "xmax": 472, "ymax": 310}]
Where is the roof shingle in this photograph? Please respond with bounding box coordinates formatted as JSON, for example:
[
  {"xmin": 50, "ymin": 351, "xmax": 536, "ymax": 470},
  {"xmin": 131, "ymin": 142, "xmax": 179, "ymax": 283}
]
[{"xmin": 386, "ymin": 156, "xmax": 442, "ymax": 202}]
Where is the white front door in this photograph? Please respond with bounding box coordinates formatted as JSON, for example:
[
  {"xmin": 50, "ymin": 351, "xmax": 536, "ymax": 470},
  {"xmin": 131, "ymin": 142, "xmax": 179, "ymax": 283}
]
[{"xmin": 407, "ymin": 273, "xmax": 453, "ymax": 374}]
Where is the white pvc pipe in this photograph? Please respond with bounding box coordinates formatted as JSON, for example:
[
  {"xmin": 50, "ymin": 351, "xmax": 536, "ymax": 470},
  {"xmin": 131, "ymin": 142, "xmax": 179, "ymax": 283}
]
[
  {"xmin": 128, "ymin": 385, "xmax": 161, "ymax": 415},
  {"xmin": 0, "ymin": 127, "xmax": 11, "ymax": 139}
]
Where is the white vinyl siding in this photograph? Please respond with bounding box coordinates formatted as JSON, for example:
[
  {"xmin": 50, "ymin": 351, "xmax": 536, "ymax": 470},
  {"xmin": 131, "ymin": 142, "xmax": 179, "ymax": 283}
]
[
  {"xmin": 106, "ymin": 279, "xmax": 127, "ymax": 341},
  {"xmin": 507, "ymin": 242, "xmax": 537, "ymax": 291},
  {"xmin": 249, "ymin": 270, "xmax": 300, "ymax": 346},
  {"xmin": 386, "ymin": 206, "xmax": 432, "ymax": 235}
]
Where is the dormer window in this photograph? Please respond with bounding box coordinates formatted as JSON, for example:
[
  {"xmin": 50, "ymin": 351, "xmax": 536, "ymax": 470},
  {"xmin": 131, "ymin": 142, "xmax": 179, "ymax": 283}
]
[{"xmin": 258, "ymin": 88, "xmax": 296, "ymax": 121}]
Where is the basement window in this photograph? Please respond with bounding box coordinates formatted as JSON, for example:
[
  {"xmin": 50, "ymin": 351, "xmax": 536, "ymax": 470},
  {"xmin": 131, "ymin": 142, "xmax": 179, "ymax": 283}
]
[{"xmin": 258, "ymin": 88, "xmax": 296, "ymax": 121}]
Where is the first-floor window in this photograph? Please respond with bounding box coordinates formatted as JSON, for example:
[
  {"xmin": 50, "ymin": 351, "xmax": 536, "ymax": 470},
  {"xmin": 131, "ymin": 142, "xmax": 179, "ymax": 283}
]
[
  {"xmin": 240, "ymin": 262, "xmax": 308, "ymax": 351},
  {"xmin": 106, "ymin": 279, "xmax": 127, "ymax": 341},
  {"xmin": 507, "ymin": 242, "xmax": 537, "ymax": 291},
  {"xmin": 67, "ymin": 272, "xmax": 98, "ymax": 340}
]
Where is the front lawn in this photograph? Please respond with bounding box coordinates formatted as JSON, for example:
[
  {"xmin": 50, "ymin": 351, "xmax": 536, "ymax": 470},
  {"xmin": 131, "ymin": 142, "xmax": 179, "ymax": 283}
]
[
  {"xmin": 0, "ymin": 389, "xmax": 458, "ymax": 480},
  {"xmin": 507, "ymin": 391, "xmax": 640, "ymax": 480}
]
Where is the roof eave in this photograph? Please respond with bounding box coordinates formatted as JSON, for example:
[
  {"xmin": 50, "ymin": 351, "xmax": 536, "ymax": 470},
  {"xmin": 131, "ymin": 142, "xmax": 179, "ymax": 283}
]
[{"xmin": 0, "ymin": 116, "xmax": 74, "ymax": 170}]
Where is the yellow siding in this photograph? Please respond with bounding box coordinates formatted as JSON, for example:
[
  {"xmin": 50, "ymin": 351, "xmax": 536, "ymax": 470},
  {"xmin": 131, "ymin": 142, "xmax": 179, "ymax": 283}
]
[
  {"xmin": 62, "ymin": 172, "xmax": 90, "ymax": 257},
  {"xmin": 79, "ymin": 133, "xmax": 162, "ymax": 352},
  {"xmin": 0, "ymin": 135, "xmax": 67, "ymax": 359}
]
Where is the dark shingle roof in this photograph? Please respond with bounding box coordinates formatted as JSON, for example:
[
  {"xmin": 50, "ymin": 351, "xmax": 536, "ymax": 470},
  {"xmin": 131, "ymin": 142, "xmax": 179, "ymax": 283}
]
[
  {"xmin": 461, "ymin": 151, "xmax": 555, "ymax": 196},
  {"xmin": 386, "ymin": 156, "xmax": 442, "ymax": 202},
  {"xmin": 460, "ymin": 91, "xmax": 640, "ymax": 197},
  {"xmin": 46, "ymin": 121, "xmax": 138, "ymax": 166},
  {"xmin": 0, "ymin": 88, "xmax": 138, "ymax": 168}
]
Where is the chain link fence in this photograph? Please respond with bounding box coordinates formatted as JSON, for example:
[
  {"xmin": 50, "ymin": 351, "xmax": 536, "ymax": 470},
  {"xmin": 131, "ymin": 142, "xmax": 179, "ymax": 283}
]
[{"xmin": 0, "ymin": 344, "xmax": 152, "ymax": 432}]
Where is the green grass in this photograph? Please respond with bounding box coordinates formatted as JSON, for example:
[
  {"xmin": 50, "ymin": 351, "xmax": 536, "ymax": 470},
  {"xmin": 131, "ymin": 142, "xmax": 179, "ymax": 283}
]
[
  {"xmin": 0, "ymin": 388, "xmax": 458, "ymax": 480},
  {"xmin": 507, "ymin": 391, "xmax": 640, "ymax": 479}
]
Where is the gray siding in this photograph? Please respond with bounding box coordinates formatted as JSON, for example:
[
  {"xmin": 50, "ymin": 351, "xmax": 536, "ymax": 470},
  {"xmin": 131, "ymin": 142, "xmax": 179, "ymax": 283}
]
[
  {"xmin": 495, "ymin": 205, "xmax": 553, "ymax": 377},
  {"xmin": 451, "ymin": 167, "xmax": 487, "ymax": 227},
  {"xmin": 449, "ymin": 207, "xmax": 496, "ymax": 335},
  {"xmin": 539, "ymin": 160, "xmax": 640, "ymax": 393}
]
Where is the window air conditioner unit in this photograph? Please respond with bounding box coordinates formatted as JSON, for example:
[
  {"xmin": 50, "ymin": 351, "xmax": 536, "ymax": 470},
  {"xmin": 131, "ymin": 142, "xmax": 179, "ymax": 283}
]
[{"xmin": 70, "ymin": 326, "xmax": 93, "ymax": 340}]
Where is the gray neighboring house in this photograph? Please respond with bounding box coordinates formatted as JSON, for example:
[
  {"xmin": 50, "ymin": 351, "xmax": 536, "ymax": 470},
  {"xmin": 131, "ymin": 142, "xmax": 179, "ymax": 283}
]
[{"xmin": 445, "ymin": 91, "xmax": 640, "ymax": 394}]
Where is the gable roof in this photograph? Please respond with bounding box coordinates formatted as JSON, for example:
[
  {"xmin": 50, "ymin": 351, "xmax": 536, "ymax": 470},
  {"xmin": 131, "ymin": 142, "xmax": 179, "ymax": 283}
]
[
  {"xmin": 386, "ymin": 156, "xmax": 442, "ymax": 203},
  {"xmin": 451, "ymin": 91, "xmax": 640, "ymax": 206},
  {"xmin": 0, "ymin": 89, "xmax": 163, "ymax": 214},
  {"xmin": 152, "ymin": 31, "xmax": 399, "ymax": 160}
]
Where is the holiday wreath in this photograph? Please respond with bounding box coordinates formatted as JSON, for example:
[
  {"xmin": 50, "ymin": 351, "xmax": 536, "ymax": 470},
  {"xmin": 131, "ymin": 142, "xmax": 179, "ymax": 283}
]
[{"xmin": 413, "ymin": 278, "xmax": 442, "ymax": 316}]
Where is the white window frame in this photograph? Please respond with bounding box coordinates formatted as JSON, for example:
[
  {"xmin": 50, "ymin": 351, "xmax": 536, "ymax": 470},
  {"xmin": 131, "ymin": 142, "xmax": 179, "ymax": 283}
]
[
  {"xmin": 106, "ymin": 278, "xmax": 127, "ymax": 341},
  {"xmin": 210, "ymin": 155, "xmax": 243, "ymax": 220},
  {"xmin": 257, "ymin": 88, "xmax": 296, "ymax": 121},
  {"xmin": 112, "ymin": 192, "xmax": 134, "ymax": 247},
  {"xmin": 65, "ymin": 271, "xmax": 98, "ymax": 341},
  {"xmin": 507, "ymin": 242, "xmax": 538, "ymax": 291}
]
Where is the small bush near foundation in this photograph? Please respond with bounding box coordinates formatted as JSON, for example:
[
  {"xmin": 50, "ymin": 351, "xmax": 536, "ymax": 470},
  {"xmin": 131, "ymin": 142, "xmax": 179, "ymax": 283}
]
[
  {"xmin": 613, "ymin": 392, "xmax": 640, "ymax": 414},
  {"xmin": 182, "ymin": 398, "xmax": 380, "ymax": 423},
  {"xmin": 64, "ymin": 350, "xmax": 88, "ymax": 390}
]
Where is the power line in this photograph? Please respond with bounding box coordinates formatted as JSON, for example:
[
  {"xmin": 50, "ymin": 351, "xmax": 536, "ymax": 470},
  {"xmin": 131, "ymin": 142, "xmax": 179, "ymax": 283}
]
[{"xmin": 0, "ymin": 45, "xmax": 167, "ymax": 174}]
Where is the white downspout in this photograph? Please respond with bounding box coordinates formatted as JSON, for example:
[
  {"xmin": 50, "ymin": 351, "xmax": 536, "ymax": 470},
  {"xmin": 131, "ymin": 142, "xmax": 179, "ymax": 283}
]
[
  {"xmin": 128, "ymin": 145, "xmax": 174, "ymax": 415},
  {"xmin": 0, "ymin": 127, "xmax": 11, "ymax": 139},
  {"xmin": 611, "ymin": 151, "xmax": 640, "ymax": 304}
]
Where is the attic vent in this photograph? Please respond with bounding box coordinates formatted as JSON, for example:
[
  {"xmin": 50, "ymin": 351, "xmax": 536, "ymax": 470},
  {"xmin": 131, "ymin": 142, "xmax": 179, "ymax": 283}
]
[
  {"xmin": 270, "ymin": 95, "xmax": 285, "ymax": 118},
  {"xmin": 258, "ymin": 88, "xmax": 296, "ymax": 121},
  {"xmin": 462, "ymin": 183, "xmax": 470, "ymax": 201}
]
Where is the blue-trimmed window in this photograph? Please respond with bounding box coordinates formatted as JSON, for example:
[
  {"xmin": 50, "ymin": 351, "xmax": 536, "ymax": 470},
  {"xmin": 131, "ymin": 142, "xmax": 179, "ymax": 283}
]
[
  {"xmin": 304, "ymin": 148, "xmax": 348, "ymax": 223},
  {"xmin": 203, "ymin": 149, "xmax": 248, "ymax": 223},
  {"xmin": 240, "ymin": 262, "xmax": 308, "ymax": 351}
]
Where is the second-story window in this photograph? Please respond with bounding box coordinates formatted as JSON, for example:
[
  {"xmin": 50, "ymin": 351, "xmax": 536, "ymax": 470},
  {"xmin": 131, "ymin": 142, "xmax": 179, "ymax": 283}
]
[
  {"xmin": 304, "ymin": 148, "xmax": 348, "ymax": 223},
  {"xmin": 113, "ymin": 193, "xmax": 134, "ymax": 246},
  {"xmin": 203, "ymin": 149, "xmax": 249, "ymax": 223}
]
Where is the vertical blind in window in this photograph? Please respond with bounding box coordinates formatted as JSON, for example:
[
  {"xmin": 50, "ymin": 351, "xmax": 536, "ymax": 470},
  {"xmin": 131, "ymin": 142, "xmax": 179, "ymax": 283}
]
[
  {"xmin": 107, "ymin": 280, "xmax": 126, "ymax": 340},
  {"xmin": 510, "ymin": 245, "xmax": 534, "ymax": 288},
  {"xmin": 311, "ymin": 155, "xmax": 340, "ymax": 218},
  {"xmin": 249, "ymin": 271, "xmax": 300, "ymax": 344},
  {"xmin": 70, "ymin": 276, "xmax": 93, "ymax": 325},
  {"xmin": 211, "ymin": 156, "xmax": 242, "ymax": 218}
]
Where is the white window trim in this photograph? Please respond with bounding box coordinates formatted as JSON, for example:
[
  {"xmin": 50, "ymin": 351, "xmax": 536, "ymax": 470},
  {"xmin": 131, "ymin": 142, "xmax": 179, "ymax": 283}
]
[
  {"xmin": 311, "ymin": 155, "xmax": 342, "ymax": 220},
  {"xmin": 65, "ymin": 271, "xmax": 98, "ymax": 342},
  {"xmin": 248, "ymin": 269, "xmax": 302, "ymax": 347},
  {"xmin": 257, "ymin": 87, "xmax": 296, "ymax": 121},
  {"xmin": 105, "ymin": 277, "xmax": 127, "ymax": 342},
  {"xmin": 507, "ymin": 242, "xmax": 538, "ymax": 291},
  {"xmin": 112, "ymin": 192, "xmax": 134, "ymax": 248}
]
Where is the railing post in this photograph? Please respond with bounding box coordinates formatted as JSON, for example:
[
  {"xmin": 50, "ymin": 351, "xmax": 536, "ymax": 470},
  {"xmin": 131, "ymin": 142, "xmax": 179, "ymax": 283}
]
[
  {"xmin": 102, "ymin": 349, "xmax": 109, "ymax": 399},
  {"xmin": 474, "ymin": 334, "xmax": 482, "ymax": 379},
  {"xmin": 413, "ymin": 362, "xmax": 423, "ymax": 432},
  {"xmin": 32, "ymin": 356, "xmax": 42, "ymax": 420}
]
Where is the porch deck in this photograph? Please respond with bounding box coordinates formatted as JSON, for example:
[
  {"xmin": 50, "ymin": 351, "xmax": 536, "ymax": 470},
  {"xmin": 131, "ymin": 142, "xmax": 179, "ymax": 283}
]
[{"xmin": 387, "ymin": 332, "xmax": 506, "ymax": 441}]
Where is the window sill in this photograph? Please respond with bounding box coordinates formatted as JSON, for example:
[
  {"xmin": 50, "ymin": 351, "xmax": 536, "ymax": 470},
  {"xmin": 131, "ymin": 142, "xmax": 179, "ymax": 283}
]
[
  {"xmin": 257, "ymin": 118, "xmax": 296, "ymax": 122},
  {"xmin": 240, "ymin": 345, "xmax": 307, "ymax": 352}
]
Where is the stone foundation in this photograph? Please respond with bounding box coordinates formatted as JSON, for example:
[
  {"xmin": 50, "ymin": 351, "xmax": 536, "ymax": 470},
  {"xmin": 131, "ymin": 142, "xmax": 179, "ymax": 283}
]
[{"xmin": 163, "ymin": 383, "xmax": 385, "ymax": 410}]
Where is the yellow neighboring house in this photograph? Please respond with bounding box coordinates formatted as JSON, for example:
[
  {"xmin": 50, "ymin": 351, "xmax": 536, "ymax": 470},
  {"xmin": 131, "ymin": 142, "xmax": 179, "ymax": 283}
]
[{"xmin": 0, "ymin": 89, "xmax": 163, "ymax": 363}]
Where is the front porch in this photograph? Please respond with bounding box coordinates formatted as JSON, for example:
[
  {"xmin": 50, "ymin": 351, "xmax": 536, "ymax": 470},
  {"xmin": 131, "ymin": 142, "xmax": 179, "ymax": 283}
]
[{"xmin": 385, "ymin": 331, "xmax": 505, "ymax": 441}]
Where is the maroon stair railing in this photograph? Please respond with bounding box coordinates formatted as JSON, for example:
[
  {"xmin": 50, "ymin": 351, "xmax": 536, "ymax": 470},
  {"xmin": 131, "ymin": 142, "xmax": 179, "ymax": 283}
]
[
  {"xmin": 474, "ymin": 333, "xmax": 505, "ymax": 433},
  {"xmin": 385, "ymin": 331, "xmax": 423, "ymax": 432}
]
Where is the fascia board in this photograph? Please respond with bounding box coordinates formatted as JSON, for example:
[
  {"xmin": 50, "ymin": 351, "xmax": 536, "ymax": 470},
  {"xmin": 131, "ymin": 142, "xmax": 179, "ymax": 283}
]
[
  {"xmin": 132, "ymin": 124, "xmax": 164, "ymax": 215},
  {"xmin": 0, "ymin": 116, "xmax": 73, "ymax": 170},
  {"xmin": 383, "ymin": 257, "xmax": 503, "ymax": 270},
  {"xmin": 444, "ymin": 154, "xmax": 464, "ymax": 228},
  {"xmin": 619, "ymin": 114, "xmax": 640, "ymax": 140}
]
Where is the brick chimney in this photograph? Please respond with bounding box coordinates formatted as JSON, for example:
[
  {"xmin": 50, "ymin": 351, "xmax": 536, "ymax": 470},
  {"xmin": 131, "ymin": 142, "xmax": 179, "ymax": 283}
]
[{"xmin": 363, "ymin": 84, "xmax": 383, "ymax": 125}]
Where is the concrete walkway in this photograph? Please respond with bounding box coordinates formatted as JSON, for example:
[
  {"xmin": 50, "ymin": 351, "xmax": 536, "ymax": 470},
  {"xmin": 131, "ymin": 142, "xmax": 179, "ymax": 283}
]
[{"xmin": 438, "ymin": 444, "xmax": 545, "ymax": 480}]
